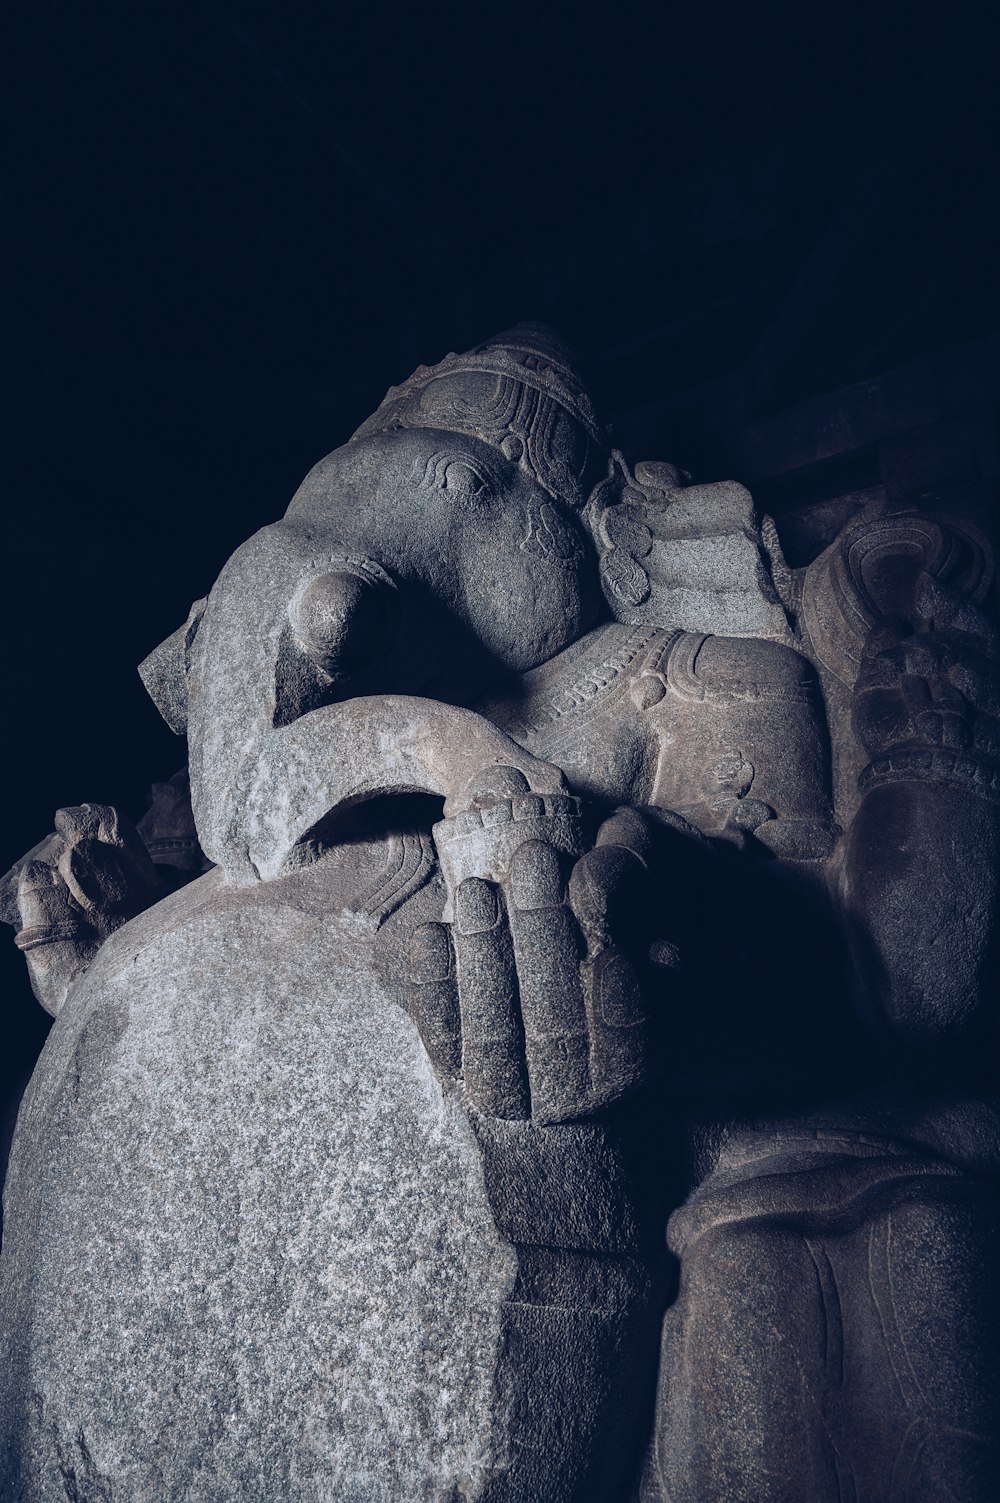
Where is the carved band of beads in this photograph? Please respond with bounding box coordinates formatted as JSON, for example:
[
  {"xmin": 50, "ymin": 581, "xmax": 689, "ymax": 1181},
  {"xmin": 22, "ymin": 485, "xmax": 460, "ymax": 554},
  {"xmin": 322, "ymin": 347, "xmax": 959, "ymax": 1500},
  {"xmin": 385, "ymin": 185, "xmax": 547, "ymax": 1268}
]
[{"xmin": 859, "ymin": 744, "xmax": 1000, "ymax": 802}]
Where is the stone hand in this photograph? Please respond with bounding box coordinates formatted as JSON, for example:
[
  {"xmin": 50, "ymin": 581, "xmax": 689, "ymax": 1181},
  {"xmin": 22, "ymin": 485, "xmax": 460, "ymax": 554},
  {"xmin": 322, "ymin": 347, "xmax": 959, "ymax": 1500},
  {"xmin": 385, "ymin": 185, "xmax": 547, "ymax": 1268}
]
[
  {"xmin": 49, "ymin": 804, "xmax": 162, "ymax": 935},
  {"xmin": 12, "ymin": 804, "xmax": 162, "ymax": 1016},
  {"xmin": 409, "ymin": 805, "xmax": 656, "ymax": 1126},
  {"xmin": 852, "ymin": 570, "xmax": 1000, "ymax": 761}
]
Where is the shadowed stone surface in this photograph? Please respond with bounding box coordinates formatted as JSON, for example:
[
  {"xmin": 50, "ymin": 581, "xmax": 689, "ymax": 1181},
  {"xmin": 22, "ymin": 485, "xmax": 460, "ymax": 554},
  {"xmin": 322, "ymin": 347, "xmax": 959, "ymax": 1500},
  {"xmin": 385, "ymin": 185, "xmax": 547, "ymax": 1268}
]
[{"xmin": 3, "ymin": 321, "xmax": 998, "ymax": 1500}]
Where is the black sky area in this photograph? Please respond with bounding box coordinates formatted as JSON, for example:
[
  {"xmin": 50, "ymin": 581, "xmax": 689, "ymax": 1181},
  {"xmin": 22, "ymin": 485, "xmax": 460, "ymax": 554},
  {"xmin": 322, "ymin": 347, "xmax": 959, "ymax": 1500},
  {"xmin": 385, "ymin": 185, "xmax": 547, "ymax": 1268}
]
[{"xmin": 3, "ymin": 2, "xmax": 1000, "ymax": 1118}]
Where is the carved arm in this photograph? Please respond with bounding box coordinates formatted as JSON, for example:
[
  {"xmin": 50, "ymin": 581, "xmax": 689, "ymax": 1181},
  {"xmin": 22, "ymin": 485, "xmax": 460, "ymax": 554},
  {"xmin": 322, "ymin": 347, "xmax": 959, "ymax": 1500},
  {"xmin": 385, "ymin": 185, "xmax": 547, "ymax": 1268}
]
[{"xmin": 803, "ymin": 511, "xmax": 1000, "ymax": 1047}]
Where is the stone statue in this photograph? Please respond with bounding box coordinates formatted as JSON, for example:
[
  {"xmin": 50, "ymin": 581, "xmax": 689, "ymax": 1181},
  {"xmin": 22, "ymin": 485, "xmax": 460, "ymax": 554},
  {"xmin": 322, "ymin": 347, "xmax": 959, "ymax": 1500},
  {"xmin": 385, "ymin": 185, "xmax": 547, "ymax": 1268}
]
[{"xmin": 2, "ymin": 323, "xmax": 998, "ymax": 1501}]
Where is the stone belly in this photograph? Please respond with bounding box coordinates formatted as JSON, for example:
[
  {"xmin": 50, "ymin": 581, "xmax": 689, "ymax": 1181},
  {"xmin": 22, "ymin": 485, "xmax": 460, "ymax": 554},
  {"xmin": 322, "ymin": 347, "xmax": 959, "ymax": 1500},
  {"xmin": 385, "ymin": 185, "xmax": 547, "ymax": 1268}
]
[
  {"xmin": 1, "ymin": 873, "xmax": 657, "ymax": 1502},
  {"xmin": 0, "ymin": 883, "xmax": 520, "ymax": 1501}
]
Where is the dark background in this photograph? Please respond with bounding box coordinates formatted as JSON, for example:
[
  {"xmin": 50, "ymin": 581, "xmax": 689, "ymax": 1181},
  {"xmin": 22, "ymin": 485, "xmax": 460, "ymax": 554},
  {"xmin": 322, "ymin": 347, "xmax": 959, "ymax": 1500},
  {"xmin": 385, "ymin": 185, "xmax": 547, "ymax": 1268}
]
[{"xmin": 4, "ymin": 1, "xmax": 1000, "ymax": 1141}]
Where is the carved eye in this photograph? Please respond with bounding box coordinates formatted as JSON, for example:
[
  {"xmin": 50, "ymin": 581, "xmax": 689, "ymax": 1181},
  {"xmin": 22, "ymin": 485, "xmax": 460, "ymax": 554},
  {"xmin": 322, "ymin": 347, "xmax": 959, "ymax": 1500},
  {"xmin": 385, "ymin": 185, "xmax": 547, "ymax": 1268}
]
[
  {"xmin": 441, "ymin": 460, "xmax": 487, "ymax": 502},
  {"xmin": 289, "ymin": 569, "xmax": 393, "ymax": 682}
]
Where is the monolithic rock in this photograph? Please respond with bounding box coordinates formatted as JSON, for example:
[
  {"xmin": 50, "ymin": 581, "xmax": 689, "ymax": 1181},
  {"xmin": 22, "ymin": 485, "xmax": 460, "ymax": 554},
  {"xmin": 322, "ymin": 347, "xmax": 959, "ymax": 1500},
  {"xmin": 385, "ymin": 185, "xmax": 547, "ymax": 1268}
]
[{"xmin": 3, "ymin": 322, "xmax": 999, "ymax": 1500}]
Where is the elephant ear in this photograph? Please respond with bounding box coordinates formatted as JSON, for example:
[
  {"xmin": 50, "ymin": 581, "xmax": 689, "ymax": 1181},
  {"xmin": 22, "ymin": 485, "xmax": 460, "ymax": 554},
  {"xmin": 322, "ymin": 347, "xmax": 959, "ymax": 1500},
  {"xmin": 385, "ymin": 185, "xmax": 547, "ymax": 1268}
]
[{"xmin": 138, "ymin": 597, "xmax": 208, "ymax": 736}]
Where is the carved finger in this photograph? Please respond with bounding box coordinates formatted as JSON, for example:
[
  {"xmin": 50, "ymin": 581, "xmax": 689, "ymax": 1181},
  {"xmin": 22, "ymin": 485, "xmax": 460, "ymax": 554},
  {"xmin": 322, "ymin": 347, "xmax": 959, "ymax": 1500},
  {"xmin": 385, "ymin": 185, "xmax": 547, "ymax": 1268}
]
[
  {"xmin": 900, "ymin": 675, "xmax": 972, "ymax": 750},
  {"xmin": 594, "ymin": 807, "xmax": 653, "ymax": 867},
  {"xmin": 452, "ymin": 877, "xmax": 529, "ymax": 1119},
  {"xmin": 407, "ymin": 922, "xmax": 462, "ymax": 1081},
  {"xmin": 568, "ymin": 843, "xmax": 646, "ymax": 952},
  {"xmin": 54, "ymin": 804, "xmax": 159, "ymax": 918},
  {"xmin": 569, "ymin": 843, "xmax": 649, "ymax": 1108},
  {"xmin": 579, "ymin": 949, "xmax": 648, "ymax": 1111},
  {"xmin": 58, "ymin": 836, "xmax": 132, "ymax": 915},
  {"xmin": 54, "ymin": 807, "xmax": 116, "ymax": 912},
  {"xmin": 505, "ymin": 841, "xmax": 589, "ymax": 1124}
]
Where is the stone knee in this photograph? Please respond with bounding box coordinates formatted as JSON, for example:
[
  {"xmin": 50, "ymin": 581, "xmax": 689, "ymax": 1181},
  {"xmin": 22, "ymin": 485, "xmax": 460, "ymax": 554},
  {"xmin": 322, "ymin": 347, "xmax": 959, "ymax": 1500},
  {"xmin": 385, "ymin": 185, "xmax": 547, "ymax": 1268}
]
[
  {"xmin": 643, "ymin": 1220, "xmax": 845, "ymax": 1503},
  {"xmin": 838, "ymin": 1195, "xmax": 1000, "ymax": 1501},
  {"xmin": 642, "ymin": 1192, "xmax": 1000, "ymax": 1503}
]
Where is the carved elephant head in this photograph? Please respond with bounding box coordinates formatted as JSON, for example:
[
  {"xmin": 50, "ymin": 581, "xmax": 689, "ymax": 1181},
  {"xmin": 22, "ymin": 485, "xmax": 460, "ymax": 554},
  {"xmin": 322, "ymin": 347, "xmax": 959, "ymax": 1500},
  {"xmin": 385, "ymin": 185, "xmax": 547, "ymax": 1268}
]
[{"xmin": 140, "ymin": 326, "xmax": 609, "ymax": 880}]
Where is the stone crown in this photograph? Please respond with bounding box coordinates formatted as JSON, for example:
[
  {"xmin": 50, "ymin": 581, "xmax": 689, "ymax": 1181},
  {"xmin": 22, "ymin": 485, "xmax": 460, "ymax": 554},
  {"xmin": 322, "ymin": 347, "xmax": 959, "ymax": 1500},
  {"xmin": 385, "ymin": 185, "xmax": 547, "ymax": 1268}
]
[{"xmin": 354, "ymin": 322, "xmax": 604, "ymax": 447}]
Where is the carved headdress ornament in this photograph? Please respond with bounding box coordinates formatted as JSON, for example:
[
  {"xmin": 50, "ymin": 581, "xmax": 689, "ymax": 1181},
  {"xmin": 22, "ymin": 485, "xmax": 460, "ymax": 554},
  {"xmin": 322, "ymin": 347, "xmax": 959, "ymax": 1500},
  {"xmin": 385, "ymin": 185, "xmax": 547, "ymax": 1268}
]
[{"xmin": 352, "ymin": 321, "xmax": 607, "ymax": 507}]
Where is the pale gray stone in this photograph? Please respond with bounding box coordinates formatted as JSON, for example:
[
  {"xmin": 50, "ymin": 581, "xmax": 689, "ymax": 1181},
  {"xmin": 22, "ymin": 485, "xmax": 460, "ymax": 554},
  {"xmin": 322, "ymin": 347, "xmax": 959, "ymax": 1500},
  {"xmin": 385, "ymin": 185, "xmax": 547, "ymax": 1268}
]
[
  {"xmin": 2, "ymin": 849, "xmax": 655, "ymax": 1501},
  {"xmin": 3, "ymin": 321, "xmax": 999, "ymax": 1500}
]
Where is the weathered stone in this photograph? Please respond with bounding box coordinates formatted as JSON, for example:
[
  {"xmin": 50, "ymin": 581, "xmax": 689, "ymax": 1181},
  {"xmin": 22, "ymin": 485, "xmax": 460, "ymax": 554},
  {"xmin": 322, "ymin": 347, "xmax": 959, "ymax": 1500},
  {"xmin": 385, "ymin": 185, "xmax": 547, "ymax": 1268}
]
[
  {"xmin": 3, "ymin": 321, "xmax": 999, "ymax": 1500},
  {"xmin": 2, "ymin": 840, "xmax": 659, "ymax": 1501}
]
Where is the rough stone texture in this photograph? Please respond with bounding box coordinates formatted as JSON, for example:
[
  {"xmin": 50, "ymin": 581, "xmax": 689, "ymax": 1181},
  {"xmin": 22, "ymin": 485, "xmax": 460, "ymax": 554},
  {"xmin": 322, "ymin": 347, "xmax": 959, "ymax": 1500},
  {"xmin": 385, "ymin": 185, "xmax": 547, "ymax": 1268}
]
[
  {"xmin": 588, "ymin": 456, "xmax": 794, "ymax": 643},
  {"xmin": 642, "ymin": 1136, "xmax": 1000, "ymax": 1502},
  {"xmin": 1, "ymin": 848, "xmax": 657, "ymax": 1501},
  {"xmin": 3, "ymin": 320, "xmax": 999, "ymax": 1500}
]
